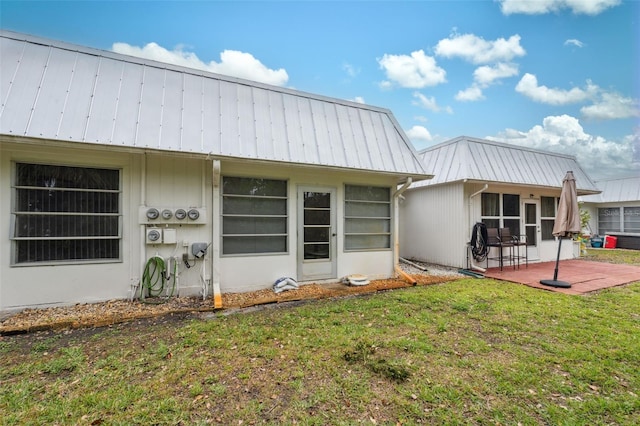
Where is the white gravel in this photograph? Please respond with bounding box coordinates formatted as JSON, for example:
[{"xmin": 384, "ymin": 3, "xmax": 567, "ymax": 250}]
[{"xmin": 398, "ymin": 259, "xmax": 465, "ymax": 277}]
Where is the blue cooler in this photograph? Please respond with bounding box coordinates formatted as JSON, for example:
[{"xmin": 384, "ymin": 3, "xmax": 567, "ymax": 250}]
[{"xmin": 591, "ymin": 236, "xmax": 603, "ymax": 248}]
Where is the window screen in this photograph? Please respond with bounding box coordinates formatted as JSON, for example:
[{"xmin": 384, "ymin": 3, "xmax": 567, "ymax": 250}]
[
  {"xmin": 541, "ymin": 196, "xmax": 557, "ymax": 240},
  {"xmin": 221, "ymin": 177, "xmax": 288, "ymax": 255},
  {"xmin": 344, "ymin": 185, "xmax": 391, "ymax": 250},
  {"xmin": 598, "ymin": 208, "xmax": 621, "ymax": 234},
  {"xmin": 623, "ymin": 207, "xmax": 640, "ymax": 233},
  {"xmin": 12, "ymin": 163, "xmax": 121, "ymax": 263}
]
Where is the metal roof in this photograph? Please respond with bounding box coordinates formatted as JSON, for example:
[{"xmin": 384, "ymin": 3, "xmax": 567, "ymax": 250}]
[
  {"xmin": 411, "ymin": 136, "xmax": 600, "ymax": 195},
  {"xmin": 0, "ymin": 30, "xmax": 431, "ymax": 182},
  {"xmin": 580, "ymin": 176, "xmax": 640, "ymax": 203}
]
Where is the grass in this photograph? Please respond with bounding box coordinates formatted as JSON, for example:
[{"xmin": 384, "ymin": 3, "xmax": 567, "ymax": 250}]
[
  {"xmin": 1, "ymin": 253, "xmax": 639, "ymax": 424},
  {"xmin": 583, "ymin": 247, "xmax": 640, "ymax": 265}
]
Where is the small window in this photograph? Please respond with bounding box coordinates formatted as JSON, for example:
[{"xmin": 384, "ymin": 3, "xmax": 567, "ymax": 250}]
[
  {"xmin": 623, "ymin": 207, "xmax": 640, "ymax": 233},
  {"xmin": 598, "ymin": 208, "xmax": 621, "ymax": 234},
  {"xmin": 480, "ymin": 192, "xmax": 520, "ymax": 236},
  {"xmin": 541, "ymin": 196, "xmax": 557, "ymax": 240},
  {"xmin": 344, "ymin": 185, "xmax": 391, "ymax": 250},
  {"xmin": 481, "ymin": 193, "xmax": 500, "ymax": 217},
  {"xmin": 222, "ymin": 177, "xmax": 288, "ymax": 255},
  {"xmin": 12, "ymin": 163, "xmax": 121, "ymax": 264}
]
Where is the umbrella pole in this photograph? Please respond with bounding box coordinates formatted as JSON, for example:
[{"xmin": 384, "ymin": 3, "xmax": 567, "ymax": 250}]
[
  {"xmin": 540, "ymin": 236, "xmax": 571, "ymax": 288},
  {"xmin": 552, "ymin": 237, "xmax": 562, "ymax": 280}
]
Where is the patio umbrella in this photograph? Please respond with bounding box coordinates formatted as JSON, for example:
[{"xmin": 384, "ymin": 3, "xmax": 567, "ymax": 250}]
[{"xmin": 541, "ymin": 171, "xmax": 581, "ymax": 288}]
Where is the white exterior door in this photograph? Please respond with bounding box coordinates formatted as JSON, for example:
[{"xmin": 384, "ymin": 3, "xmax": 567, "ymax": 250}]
[
  {"xmin": 524, "ymin": 200, "xmax": 540, "ymax": 260},
  {"xmin": 297, "ymin": 186, "xmax": 337, "ymax": 281}
]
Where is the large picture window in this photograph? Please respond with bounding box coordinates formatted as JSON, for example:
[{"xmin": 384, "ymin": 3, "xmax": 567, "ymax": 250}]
[
  {"xmin": 480, "ymin": 192, "xmax": 520, "ymax": 235},
  {"xmin": 12, "ymin": 163, "xmax": 121, "ymax": 264},
  {"xmin": 598, "ymin": 207, "xmax": 640, "ymax": 234},
  {"xmin": 344, "ymin": 185, "xmax": 391, "ymax": 250},
  {"xmin": 624, "ymin": 207, "xmax": 640, "ymax": 233},
  {"xmin": 598, "ymin": 208, "xmax": 621, "ymax": 234},
  {"xmin": 222, "ymin": 177, "xmax": 288, "ymax": 255}
]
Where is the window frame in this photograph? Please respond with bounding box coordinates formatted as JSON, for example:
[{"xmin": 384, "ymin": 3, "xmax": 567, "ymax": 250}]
[
  {"xmin": 10, "ymin": 162, "xmax": 122, "ymax": 266},
  {"xmin": 343, "ymin": 184, "xmax": 392, "ymax": 252},
  {"xmin": 480, "ymin": 192, "xmax": 521, "ymax": 236},
  {"xmin": 540, "ymin": 196, "xmax": 558, "ymax": 241},
  {"xmin": 598, "ymin": 206, "xmax": 640, "ymax": 234},
  {"xmin": 598, "ymin": 207, "xmax": 621, "ymax": 234},
  {"xmin": 220, "ymin": 176, "xmax": 289, "ymax": 256}
]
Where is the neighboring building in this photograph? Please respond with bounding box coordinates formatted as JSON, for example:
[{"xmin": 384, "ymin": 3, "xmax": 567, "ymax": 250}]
[
  {"xmin": 0, "ymin": 31, "xmax": 432, "ymax": 313},
  {"xmin": 580, "ymin": 176, "xmax": 640, "ymax": 250},
  {"xmin": 400, "ymin": 136, "xmax": 600, "ymax": 269}
]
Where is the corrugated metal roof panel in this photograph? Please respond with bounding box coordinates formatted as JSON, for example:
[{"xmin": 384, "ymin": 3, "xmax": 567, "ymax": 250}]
[
  {"xmin": 412, "ymin": 136, "xmax": 599, "ymax": 194},
  {"xmin": 0, "ymin": 30, "xmax": 431, "ymax": 181},
  {"xmin": 580, "ymin": 176, "xmax": 640, "ymax": 203}
]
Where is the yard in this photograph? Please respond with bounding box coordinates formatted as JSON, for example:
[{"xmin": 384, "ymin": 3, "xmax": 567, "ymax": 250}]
[{"xmin": 1, "ymin": 249, "xmax": 639, "ymax": 425}]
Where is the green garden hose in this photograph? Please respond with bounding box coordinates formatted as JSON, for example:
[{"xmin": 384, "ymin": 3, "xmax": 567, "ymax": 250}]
[{"xmin": 140, "ymin": 255, "xmax": 176, "ymax": 303}]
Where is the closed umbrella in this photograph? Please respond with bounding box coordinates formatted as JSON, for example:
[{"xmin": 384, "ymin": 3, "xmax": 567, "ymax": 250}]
[{"xmin": 541, "ymin": 171, "xmax": 581, "ymax": 288}]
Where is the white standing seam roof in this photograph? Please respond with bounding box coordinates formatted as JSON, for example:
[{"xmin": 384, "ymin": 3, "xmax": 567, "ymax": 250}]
[
  {"xmin": 580, "ymin": 176, "xmax": 640, "ymax": 203},
  {"xmin": 411, "ymin": 136, "xmax": 600, "ymax": 195},
  {"xmin": 0, "ymin": 31, "xmax": 431, "ymax": 182}
]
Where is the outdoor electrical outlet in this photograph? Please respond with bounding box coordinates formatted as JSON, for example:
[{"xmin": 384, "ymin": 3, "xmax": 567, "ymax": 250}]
[{"xmin": 182, "ymin": 253, "xmax": 189, "ymax": 263}]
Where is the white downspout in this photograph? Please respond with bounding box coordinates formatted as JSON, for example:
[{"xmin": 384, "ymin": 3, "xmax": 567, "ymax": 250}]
[
  {"xmin": 211, "ymin": 159, "xmax": 222, "ymax": 308},
  {"xmin": 393, "ymin": 178, "xmax": 416, "ymax": 285},
  {"xmin": 468, "ymin": 183, "xmax": 489, "ymax": 272},
  {"xmin": 134, "ymin": 154, "xmax": 148, "ymax": 300}
]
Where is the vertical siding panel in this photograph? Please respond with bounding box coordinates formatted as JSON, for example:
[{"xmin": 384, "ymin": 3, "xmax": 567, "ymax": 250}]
[{"xmin": 401, "ymin": 183, "xmax": 465, "ymax": 267}]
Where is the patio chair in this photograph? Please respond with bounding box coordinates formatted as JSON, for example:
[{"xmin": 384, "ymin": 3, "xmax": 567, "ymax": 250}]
[
  {"xmin": 500, "ymin": 227, "xmax": 527, "ymax": 269},
  {"xmin": 486, "ymin": 227, "xmax": 514, "ymax": 271}
]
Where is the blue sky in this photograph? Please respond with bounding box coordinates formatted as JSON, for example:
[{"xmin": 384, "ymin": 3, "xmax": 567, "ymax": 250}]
[{"xmin": 1, "ymin": 0, "xmax": 638, "ymax": 180}]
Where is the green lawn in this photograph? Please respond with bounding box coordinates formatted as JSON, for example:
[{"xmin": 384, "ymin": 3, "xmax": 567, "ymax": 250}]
[{"xmin": 1, "ymin": 272, "xmax": 639, "ymax": 425}]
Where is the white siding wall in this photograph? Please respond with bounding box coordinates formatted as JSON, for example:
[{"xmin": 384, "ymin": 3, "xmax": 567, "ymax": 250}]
[
  {"xmin": 218, "ymin": 161, "xmax": 396, "ymax": 293},
  {"xmin": 400, "ymin": 182, "xmax": 465, "ymax": 268},
  {"xmin": 0, "ymin": 141, "xmax": 141, "ymax": 311},
  {"xmin": 401, "ymin": 182, "xmax": 579, "ymax": 269},
  {"xmin": 1, "ymin": 140, "xmax": 399, "ymax": 311}
]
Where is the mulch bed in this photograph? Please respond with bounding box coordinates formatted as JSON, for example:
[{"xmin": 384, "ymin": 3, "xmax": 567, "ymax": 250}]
[{"xmin": 0, "ymin": 274, "xmax": 460, "ymax": 335}]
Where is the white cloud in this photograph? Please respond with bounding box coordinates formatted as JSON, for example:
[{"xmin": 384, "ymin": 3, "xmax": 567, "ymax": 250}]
[
  {"xmin": 580, "ymin": 92, "xmax": 640, "ymax": 120},
  {"xmin": 564, "ymin": 39, "xmax": 584, "ymax": 48},
  {"xmin": 406, "ymin": 125, "xmax": 433, "ymax": 143},
  {"xmin": 412, "ymin": 92, "xmax": 453, "ymax": 113},
  {"xmin": 515, "ymin": 74, "xmax": 640, "ymax": 119},
  {"xmin": 456, "ymin": 86, "xmax": 485, "ymax": 102},
  {"xmin": 434, "ymin": 34, "xmax": 525, "ymax": 64},
  {"xmin": 454, "ymin": 63, "xmax": 519, "ymax": 103},
  {"xmin": 112, "ymin": 42, "xmax": 289, "ymax": 86},
  {"xmin": 515, "ymin": 73, "xmax": 595, "ymax": 105},
  {"xmin": 498, "ymin": 0, "xmax": 621, "ymax": 16},
  {"xmin": 474, "ymin": 63, "xmax": 519, "ymax": 86},
  {"xmin": 377, "ymin": 50, "xmax": 447, "ymax": 88},
  {"xmin": 351, "ymin": 96, "xmax": 365, "ymax": 104},
  {"xmin": 490, "ymin": 114, "xmax": 639, "ymax": 180}
]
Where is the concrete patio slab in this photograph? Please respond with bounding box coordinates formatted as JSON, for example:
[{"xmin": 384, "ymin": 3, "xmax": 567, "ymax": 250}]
[{"xmin": 484, "ymin": 260, "xmax": 640, "ymax": 295}]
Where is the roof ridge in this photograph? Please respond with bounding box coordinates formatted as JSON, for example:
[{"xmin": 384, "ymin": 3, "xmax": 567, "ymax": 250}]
[
  {"xmin": 0, "ymin": 29, "xmax": 390, "ymax": 115},
  {"xmin": 420, "ymin": 135, "xmax": 578, "ymax": 161}
]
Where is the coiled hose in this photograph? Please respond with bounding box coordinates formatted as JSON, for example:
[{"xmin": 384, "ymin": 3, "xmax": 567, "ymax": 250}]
[
  {"xmin": 470, "ymin": 222, "xmax": 489, "ymax": 262},
  {"xmin": 140, "ymin": 255, "xmax": 176, "ymax": 303}
]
